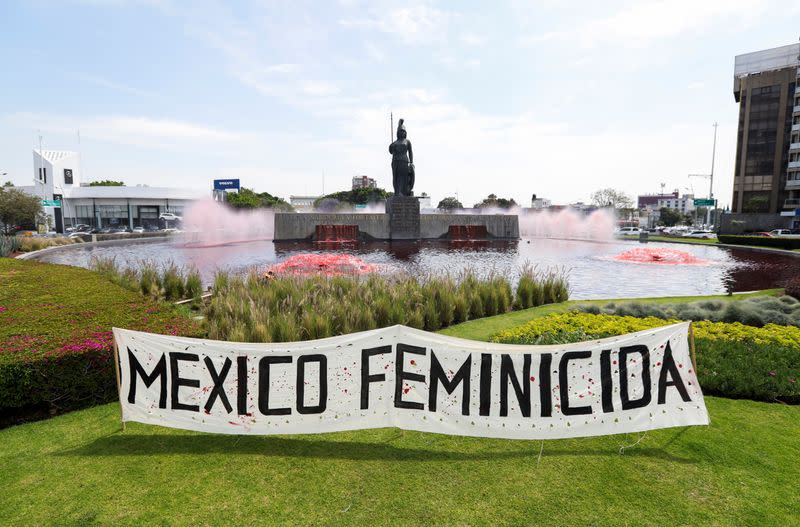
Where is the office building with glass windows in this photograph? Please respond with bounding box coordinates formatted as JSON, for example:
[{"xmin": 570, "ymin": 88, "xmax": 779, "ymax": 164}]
[
  {"xmin": 732, "ymin": 43, "xmax": 800, "ymax": 216},
  {"xmin": 19, "ymin": 150, "xmax": 204, "ymax": 232}
]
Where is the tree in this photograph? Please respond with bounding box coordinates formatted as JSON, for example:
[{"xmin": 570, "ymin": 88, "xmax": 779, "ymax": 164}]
[
  {"xmin": 0, "ymin": 187, "xmax": 43, "ymax": 233},
  {"xmin": 88, "ymin": 180, "xmax": 125, "ymax": 186},
  {"xmin": 657, "ymin": 207, "xmax": 683, "ymax": 227},
  {"xmin": 474, "ymin": 194, "xmax": 517, "ymax": 209},
  {"xmin": 3, "ymin": 181, "xmax": 13, "ymax": 188},
  {"xmin": 437, "ymin": 197, "xmax": 463, "ymax": 210},
  {"xmin": 590, "ymin": 188, "xmax": 633, "ymax": 210},
  {"xmin": 743, "ymin": 194, "xmax": 769, "ymax": 213},
  {"xmin": 225, "ymin": 187, "xmax": 294, "ymax": 211},
  {"xmin": 313, "ymin": 187, "xmax": 391, "ymax": 209}
]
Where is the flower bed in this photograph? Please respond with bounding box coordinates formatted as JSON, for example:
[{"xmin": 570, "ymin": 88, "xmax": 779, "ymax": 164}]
[
  {"xmin": 492, "ymin": 312, "xmax": 800, "ymax": 403},
  {"xmin": 0, "ymin": 259, "xmax": 203, "ymax": 425}
]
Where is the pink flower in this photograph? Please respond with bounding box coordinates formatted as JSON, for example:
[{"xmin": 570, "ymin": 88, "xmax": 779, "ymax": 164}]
[
  {"xmin": 768, "ymin": 371, "xmax": 777, "ymax": 377},
  {"xmin": 0, "ymin": 307, "xmax": 7, "ymax": 313}
]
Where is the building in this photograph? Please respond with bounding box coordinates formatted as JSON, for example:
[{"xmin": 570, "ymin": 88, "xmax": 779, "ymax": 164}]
[
  {"xmin": 638, "ymin": 191, "xmax": 678, "ymax": 210},
  {"xmin": 731, "ymin": 42, "xmax": 800, "ymax": 215},
  {"xmin": 657, "ymin": 193, "xmax": 695, "ymax": 214},
  {"xmin": 21, "ymin": 150, "xmax": 204, "ymax": 232},
  {"xmin": 351, "ymin": 175, "xmax": 376, "ymax": 190},
  {"xmin": 289, "ymin": 195, "xmax": 320, "ymax": 212},
  {"xmin": 530, "ymin": 194, "xmax": 552, "ymax": 209}
]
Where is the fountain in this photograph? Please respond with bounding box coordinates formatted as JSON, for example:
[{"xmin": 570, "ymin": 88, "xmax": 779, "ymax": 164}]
[
  {"xmin": 268, "ymin": 254, "xmax": 377, "ymax": 277},
  {"xmin": 314, "ymin": 225, "xmax": 359, "ymax": 242},
  {"xmin": 614, "ymin": 248, "xmax": 710, "ymax": 265}
]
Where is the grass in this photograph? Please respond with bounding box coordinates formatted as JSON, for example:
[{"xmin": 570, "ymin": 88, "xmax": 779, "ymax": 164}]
[
  {"xmin": 18, "ymin": 236, "xmax": 81, "ymax": 252},
  {"xmin": 0, "ymin": 258, "xmax": 796, "ymax": 524},
  {"xmin": 439, "ymin": 289, "xmax": 781, "ymax": 342},
  {"xmin": 205, "ymin": 267, "xmax": 568, "ymax": 342},
  {"xmin": 0, "ymin": 258, "xmax": 202, "ymax": 422},
  {"xmin": 0, "ymin": 397, "xmax": 796, "ymax": 526}
]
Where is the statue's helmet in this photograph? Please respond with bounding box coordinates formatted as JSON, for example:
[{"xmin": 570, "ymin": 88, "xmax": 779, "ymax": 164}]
[{"xmin": 396, "ymin": 118, "xmax": 406, "ymax": 139}]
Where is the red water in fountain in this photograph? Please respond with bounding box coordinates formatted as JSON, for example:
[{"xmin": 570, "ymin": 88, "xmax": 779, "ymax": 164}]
[
  {"xmin": 448, "ymin": 225, "xmax": 489, "ymax": 240},
  {"xmin": 315, "ymin": 225, "xmax": 359, "ymax": 242},
  {"xmin": 614, "ymin": 248, "xmax": 709, "ymax": 265},
  {"xmin": 268, "ymin": 254, "xmax": 377, "ymax": 276}
]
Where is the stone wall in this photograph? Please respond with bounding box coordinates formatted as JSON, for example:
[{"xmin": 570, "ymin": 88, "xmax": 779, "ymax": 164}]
[
  {"xmin": 274, "ymin": 213, "xmax": 389, "ymax": 240},
  {"xmin": 273, "ymin": 212, "xmax": 520, "ymax": 240},
  {"xmin": 421, "ymin": 214, "xmax": 519, "ymax": 239},
  {"xmin": 719, "ymin": 213, "xmax": 794, "ymax": 234}
]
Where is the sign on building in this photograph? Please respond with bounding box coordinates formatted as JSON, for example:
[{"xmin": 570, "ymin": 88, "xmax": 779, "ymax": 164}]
[{"xmin": 213, "ymin": 179, "xmax": 240, "ymax": 191}]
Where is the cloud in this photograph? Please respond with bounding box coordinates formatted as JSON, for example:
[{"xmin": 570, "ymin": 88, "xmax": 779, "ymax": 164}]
[
  {"xmin": 522, "ymin": 0, "xmax": 770, "ymax": 47},
  {"xmin": 5, "ymin": 113, "xmax": 249, "ymax": 149},
  {"xmin": 70, "ymin": 73, "xmax": 159, "ymax": 98},
  {"xmin": 263, "ymin": 63, "xmax": 302, "ymax": 73},
  {"xmin": 339, "ymin": 5, "xmax": 453, "ymax": 44}
]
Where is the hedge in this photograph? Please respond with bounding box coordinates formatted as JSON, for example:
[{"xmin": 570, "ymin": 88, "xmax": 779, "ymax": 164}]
[
  {"xmin": 0, "ymin": 258, "xmax": 203, "ymax": 426},
  {"xmin": 492, "ymin": 312, "xmax": 800, "ymax": 404},
  {"xmin": 718, "ymin": 234, "xmax": 800, "ymax": 250}
]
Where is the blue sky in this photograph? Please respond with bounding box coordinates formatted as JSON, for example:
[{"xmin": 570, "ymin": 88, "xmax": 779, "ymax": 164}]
[{"xmin": 1, "ymin": 0, "xmax": 799, "ymax": 207}]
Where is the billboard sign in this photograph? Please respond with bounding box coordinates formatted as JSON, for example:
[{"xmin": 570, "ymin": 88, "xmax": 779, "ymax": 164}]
[{"xmin": 213, "ymin": 179, "xmax": 240, "ymax": 191}]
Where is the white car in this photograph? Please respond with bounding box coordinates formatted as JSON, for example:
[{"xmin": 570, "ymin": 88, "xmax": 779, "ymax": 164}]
[
  {"xmin": 769, "ymin": 229, "xmax": 795, "ymax": 237},
  {"xmin": 684, "ymin": 230, "xmax": 716, "ymax": 239},
  {"xmin": 132, "ymin": 226, "xmax": 145, "ymax": 233},
  {"xmin": 615, "ymin": 227, "xmax": 641, "ymax": 236},
  {"xmin": 159, "ymin": 212, "xmax": 182, "ymax": 222}
]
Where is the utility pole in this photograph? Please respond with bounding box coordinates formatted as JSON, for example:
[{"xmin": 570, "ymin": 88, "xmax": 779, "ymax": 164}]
[{"xmin": 709, "ymin": 122, "xmax": 718, "ymax": 228}]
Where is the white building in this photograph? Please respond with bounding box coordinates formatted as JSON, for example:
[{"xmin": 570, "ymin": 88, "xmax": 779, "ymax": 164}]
[
  {"xmin": 657, "ymin": 194, "xmax": 696, "ymax": 214},
  {"xmin": 289, "ymin": 195, "xmax": 320, "ymax": 212},
  {"xmin": 20, "ymin": 150, "xmax": 204, "ymax": 232},
  {"xmin": 530, "ymin": 194, "xmax": 552, "ymax": 209}
]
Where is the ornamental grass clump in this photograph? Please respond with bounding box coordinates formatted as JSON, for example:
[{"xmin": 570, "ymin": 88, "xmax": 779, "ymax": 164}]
[
  {"xmin": 492, "ymin": 311, "xmax": 800, "ymax": 404},
  {"xmin": 0, "ymin": 236, "xmax": 22, "ymax": 257},
  {"xmin": 205, "ymin": 267, "xmax": 569, "ymax": 343},
  {"xmin": 574, "ymin": 294, "xmax": 800, "ymax": 328},
  {"xmin": 90, "ymin": 257, "xmax": 203, "ymax": 303}
]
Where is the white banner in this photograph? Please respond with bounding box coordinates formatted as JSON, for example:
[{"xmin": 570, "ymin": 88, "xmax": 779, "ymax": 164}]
[{"xmin": 113, "ymin": 322, "xmax": 708, "ymax": 439}]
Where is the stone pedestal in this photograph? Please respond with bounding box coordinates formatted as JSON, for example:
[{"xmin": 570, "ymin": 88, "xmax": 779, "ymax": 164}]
[{"xmin": 386, "ymin": 196, "xmax": 420, "ymax": 240}]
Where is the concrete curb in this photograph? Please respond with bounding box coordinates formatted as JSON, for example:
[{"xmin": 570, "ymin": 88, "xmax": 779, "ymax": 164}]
[{"xmin": 16, "ymin": 236, "xmax": 170, "ymax": 260}]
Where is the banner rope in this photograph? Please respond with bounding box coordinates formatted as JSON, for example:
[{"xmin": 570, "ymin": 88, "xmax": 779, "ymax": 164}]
[
  {"xmin": 536, "ymin": 440, "xmax": 544, "ymax": 465},
  {"xmin": 618, "ymin": 431, "xmax": 648, "ymax": 455}
]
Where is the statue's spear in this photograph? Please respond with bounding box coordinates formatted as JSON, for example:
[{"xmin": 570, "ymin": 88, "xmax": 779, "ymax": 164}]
[{"xmin": 390, "ymin": 112, "xmax": 393, "ymax": 142}]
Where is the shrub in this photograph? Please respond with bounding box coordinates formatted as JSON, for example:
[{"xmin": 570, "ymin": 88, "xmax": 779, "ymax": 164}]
[
  {"xmin": 574, "ymin": 295, "xmax": 800, "ymax": 328},
  {"xmin": 0, "ymin": 258, "xmax": 203, "ymax": 426},
  {"xmin": 786, "ymin": 277, "xmax": 800, "ymax": 301},
  {"xmin": 0, "ymin": 236, "xmax": 22, "ymax": 257},
  {"xmin": 492, "ymin": 312, "xmax": 800, "ymax": 404},
  {"xmin": 718, "ymin": 234, "xmax": 800, "ymax": 250}
]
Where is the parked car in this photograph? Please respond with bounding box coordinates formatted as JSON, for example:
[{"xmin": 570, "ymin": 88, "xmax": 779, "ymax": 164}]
[
  {"xmin": 159, "ymin": 212, "xmax": 182, "ymax": 222},
  {"xmin": 684, "ymin": 230, "xmax": 716, "ymax": 239},
  {"xmin": 769, "ymin": 229, "xmax": 795, "ymax": 237},
  {"xmin": 132, "ymin": 226, "xmax": 145, "ymax": 233},
  {"xmin": 749, "ymin": 232, "xmax": 774, "ymax": 237},
  {"xmin": 615, "ymin": 227, "xmax": 641, "ymax": 236}
]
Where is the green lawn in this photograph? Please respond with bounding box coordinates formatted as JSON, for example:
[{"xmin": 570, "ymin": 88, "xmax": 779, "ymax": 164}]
[
  {"xmin": 0, "ymin": 397, "xmax": 796, "ymax": 526},
  {"xmin": 0, "ymin": 261, "xmax": 795, "ymax": 526},
  {"xmin": 439, "ymin": 289, "xmax": 780, "ymax": 342}
]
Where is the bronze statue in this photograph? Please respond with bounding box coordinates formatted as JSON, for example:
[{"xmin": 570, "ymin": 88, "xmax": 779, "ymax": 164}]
[{"xmin": 389, "ymin": 118, "xmax": 414, "ymax": 196}]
